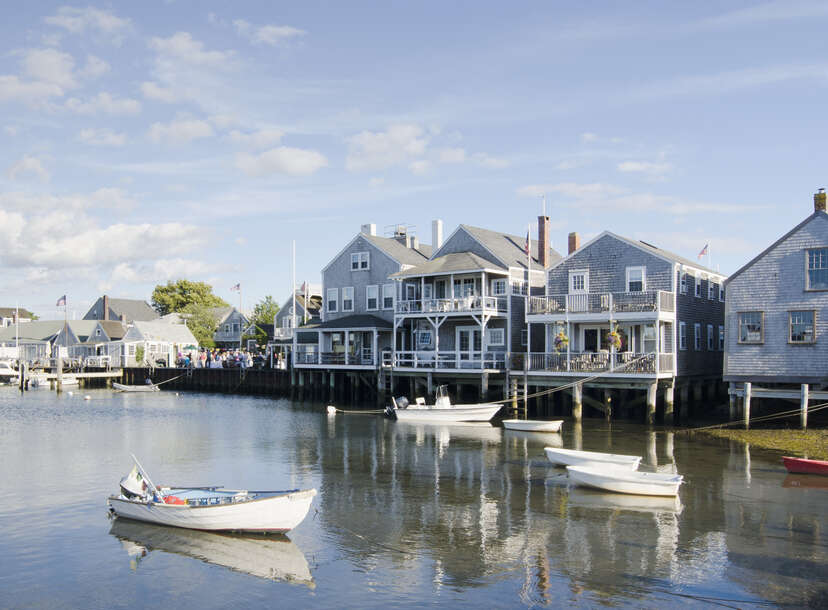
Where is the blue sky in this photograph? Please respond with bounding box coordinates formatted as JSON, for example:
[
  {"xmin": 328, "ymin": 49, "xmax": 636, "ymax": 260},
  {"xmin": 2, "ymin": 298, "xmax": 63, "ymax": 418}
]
[{"xmin": 2, "ymin": 1, "xmax": 827, "ymax": 318}]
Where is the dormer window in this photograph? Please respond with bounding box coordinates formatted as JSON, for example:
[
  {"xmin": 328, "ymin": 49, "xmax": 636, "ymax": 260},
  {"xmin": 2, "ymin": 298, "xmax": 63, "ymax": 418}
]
[
  {"xmin": 351, "ymin": 252, "xmax": 370, "ymax": 271},
  {"xmin": 625, "ymin": 266, "xmax": 645, "ymax": 292}
]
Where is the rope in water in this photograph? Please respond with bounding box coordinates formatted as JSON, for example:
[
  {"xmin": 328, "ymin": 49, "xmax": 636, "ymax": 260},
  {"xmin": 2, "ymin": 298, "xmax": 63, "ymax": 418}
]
[{"xmin": 675, "ymin": 400, "xmax": 828, "ymax": 434}]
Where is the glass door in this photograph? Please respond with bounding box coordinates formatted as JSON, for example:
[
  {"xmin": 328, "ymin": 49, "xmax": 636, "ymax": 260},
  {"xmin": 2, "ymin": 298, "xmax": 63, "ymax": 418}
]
[{"xmin": 457, "ymin": 328, "xmax": 482, "ymax": 367}]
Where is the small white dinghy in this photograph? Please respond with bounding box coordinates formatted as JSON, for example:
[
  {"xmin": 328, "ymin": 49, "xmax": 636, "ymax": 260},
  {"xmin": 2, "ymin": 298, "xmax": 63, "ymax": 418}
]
[
  {"xmin": 566, "ymin": 465, "xmax": 683, "ymax": 497},
  {"xmin": 387, "ymin": 385, "xmax": 502, "ymax": 423},
  {"xmin": 107, "ymin": 457, "xmax": 316, "ymax": 533},
  {"xmin": 502, "ymin": 419, "xmax": 563, "ymax": 433},
  {"xmin": 113, "ymin": 382, "xmax": 160, "ymax": 392},
  {"xmin": 544, "ymin": 447, "xmax": 641, "ymax": 470}
]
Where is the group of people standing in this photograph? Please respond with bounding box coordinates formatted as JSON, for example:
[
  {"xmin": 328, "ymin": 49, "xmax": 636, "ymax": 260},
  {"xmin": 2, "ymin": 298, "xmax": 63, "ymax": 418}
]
[{"xmin": 178, "ymin": 349, "xmax": 261, "ymax": 369}]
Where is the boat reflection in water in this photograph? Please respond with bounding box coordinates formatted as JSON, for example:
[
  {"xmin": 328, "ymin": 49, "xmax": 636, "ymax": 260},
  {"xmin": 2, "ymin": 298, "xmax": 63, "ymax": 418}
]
[
  {"xmin": 503, "ymin": 428, "xmax": 563, "ymax": 447},
  {"xmin": 109, "ymin": 518, "xmax": 314, "ymax": 587},
  {"xmin": 782, "ymin": 474, "xmax": 828, "ymax": 490},
  {"xmin": 568, "ymin": 487, "xmax": 683, "ymax": 515}
]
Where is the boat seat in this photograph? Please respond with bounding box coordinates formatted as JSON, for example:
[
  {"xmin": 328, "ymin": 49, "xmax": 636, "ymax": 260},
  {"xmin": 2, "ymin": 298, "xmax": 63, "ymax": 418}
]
[{"xmin": 415, "ymin": 397, "xmax": 426, "ymax": 405}]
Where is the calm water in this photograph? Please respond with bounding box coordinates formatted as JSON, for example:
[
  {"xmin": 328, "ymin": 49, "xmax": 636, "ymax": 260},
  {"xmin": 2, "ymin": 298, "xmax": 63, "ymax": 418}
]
[{"xmin": 0, "ymin": 387, "xmax": 825, "ymax": 609}]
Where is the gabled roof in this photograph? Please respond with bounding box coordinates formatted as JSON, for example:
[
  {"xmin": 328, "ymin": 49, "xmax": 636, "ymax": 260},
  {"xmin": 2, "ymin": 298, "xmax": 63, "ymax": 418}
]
[
  {"xmin": 315, "ymin": 314, "xmax": 393, "ymax": 330},
  {"xmin": 449, "ymin": 224, "xmax": 563, "ymax": 270},
  {"xmin": 322, "ymin": 232, "xmax": 431, "ymax": 273},
  {"xmin": 97, "ymin": 320, "xmax": 126, "ymax": 340},
  {"xmin": 64, "ymin": 321, "xmax": 98, "ymax": 342},
  {"xmin": 725, "ymin": 210, "xmax": 828, "ymax": 285},
  {"xmin": 390, "ymin": 252, "xmax": 508, "ymax": 278},
  {"xmin": 108, "ymin": 298, "xmax": 159, "ymax": 321},
  {"xmin": 127, "ymin": 320, "xmax": 198, "ymax": 345},
  {"xmin": 208, "ymin": 306, "xmax": 236, "ymax": 324},
  {"xmin": 0, "ymin": 320, "xmax": 63, "ymax": 342},
  {"xmin": 0, "ymin": 308, "xmax": 34, "ymax": 318}
]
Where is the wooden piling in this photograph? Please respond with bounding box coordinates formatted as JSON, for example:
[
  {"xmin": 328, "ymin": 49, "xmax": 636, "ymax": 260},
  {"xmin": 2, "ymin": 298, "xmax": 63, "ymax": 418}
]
[
  {"xmin": 646, "ymin": 382, "xmax": 657, "ymax": 426},
  {"xmin": 800, "ymin": 383, "xmax": 809, "ymax": 429},
  {"xmin": 743, "ymin": 382, "xmax": 752, "ymax": 430},
  {"xmin": 664, "ymin": 382, "xmax": 674, "ymax": 423},
  {"xmin": 571, "ymin": 382, "xmax": 583, "ymax": 422}
]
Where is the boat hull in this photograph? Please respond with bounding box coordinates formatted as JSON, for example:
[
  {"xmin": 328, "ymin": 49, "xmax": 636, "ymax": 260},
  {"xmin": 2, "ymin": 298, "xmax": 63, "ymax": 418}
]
[
  {"xmin": 567, "ymin": 465, "xmax": 683, "ymax": 497},
  {"xmin": 113, "ymin": 382, "xmax": 160, "ymax": 392},
  {"xmin": 544, "ymin": 447, "xmax": 641, "ymax": 470},
  {"xmin": 782, "ymin": 456, "xmax": 828, "ymax": 476},
  {"xmin": 392, "ymin": 403, "xmax": 502, "ymax": 422},
  {"xmin": 502, "ymin": 419, "xmax": 563, "ymax": 432},
  {"xmin": 108, "ymin": 489, "xmax": 317, "ymax": 533}
]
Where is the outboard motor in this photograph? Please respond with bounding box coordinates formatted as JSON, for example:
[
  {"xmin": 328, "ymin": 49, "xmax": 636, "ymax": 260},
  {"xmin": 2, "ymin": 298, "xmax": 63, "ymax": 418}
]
[{"xmin": 396, "ymin": 397, "xmax": 409, "ymax": 409}]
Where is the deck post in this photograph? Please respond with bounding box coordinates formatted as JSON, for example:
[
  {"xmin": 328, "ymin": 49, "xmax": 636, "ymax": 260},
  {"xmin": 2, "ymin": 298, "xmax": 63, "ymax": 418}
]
[
  {"xmin": 329, "ymin": 371, "xmax": 336, "ymax": 403},
  {"xmin": 646, "ymin": 382, "xmax": 657, "ymax": 426},
  {"xmin": 679, "ymin": 385, "xmax": 689, "ymax": 419},
  {"xmin": 427, "ymin": 372, "xmax": 433, "ymax": 396},
  {"xmin": 571, "ymin": 382, "xmax": 583, "ymax": 422},
  {"xmin": 56, "ymin": 356, "xmax": 63, "ymax": 393},
  {"xmin": 728, "ymin": 382, "xmax": 736, "ymax": 421},
  {"xmin": 800, "ymin": 383, "xmax": 809, "ymax": 429},
  {"xmin": 743, "ymin": 382, "xmax": 751, "ymax": 429},
  {"xmin": 664, "ymin": 382, "xmax": 675, "ymax": 423},
  {"xmin": 603, "ymin": 389, "xmax": 612, "ymax": 421},
  {"xmin": 480, "ymin": 372, "xmax": 488, "ymax": 401},
  {"xmin": 510, "ymin": 378, "xmax": 518, "ymax": 413}
]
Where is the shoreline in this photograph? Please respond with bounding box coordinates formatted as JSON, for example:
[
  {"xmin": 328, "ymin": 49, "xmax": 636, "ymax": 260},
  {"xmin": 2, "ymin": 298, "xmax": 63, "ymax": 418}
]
[{"xmin": 699, "ymin": 429, "xmax": 828, "ymax": 460}]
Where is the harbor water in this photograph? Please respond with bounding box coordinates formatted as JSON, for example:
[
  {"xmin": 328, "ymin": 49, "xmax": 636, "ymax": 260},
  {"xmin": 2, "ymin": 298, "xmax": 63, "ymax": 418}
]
[{"xmin": 0, "ymin": 388, "xmax": 825, "ymax": 608}]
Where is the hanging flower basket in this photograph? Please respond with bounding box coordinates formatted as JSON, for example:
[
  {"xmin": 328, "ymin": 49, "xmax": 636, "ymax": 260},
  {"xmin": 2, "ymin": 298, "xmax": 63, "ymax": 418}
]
[
  {"xmin": 553, "ymin": 332, "xmax": 569, "ymax": 352},
  {"xmin": 606, "ymin": 327, "xmax": 622, "ymax": 350}
]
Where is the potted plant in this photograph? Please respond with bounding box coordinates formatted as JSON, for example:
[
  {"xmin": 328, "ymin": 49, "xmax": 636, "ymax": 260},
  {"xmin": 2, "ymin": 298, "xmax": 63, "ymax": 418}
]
[{"xmin": 553, "ymin": 331, "xmax": 569, "ymax": 352}]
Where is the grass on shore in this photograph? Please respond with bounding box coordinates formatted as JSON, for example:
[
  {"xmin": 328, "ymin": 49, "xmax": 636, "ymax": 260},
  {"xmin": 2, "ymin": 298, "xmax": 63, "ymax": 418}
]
[{"xmin": 700, "ymin": 429, "xmax": 828, "ymax": 460}]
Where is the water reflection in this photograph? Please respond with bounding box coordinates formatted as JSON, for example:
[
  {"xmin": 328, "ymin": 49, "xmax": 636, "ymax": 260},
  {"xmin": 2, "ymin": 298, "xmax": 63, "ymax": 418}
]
[{"xmin": 108, "ymin": 518, "xmax": 314, "ymax": 587}]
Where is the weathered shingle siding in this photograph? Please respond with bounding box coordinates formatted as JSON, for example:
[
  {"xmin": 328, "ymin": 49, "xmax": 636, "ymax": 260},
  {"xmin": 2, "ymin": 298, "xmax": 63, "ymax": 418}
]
[
  {"xmin": 435, "ymin": 228, "xmax": 504, "ymax": 268},
  {"xmin": 675, "ymin": 271, "xmax": 725, "ymax": 377},
  {"xmin": 546, "ymin": 235, "xmax": 673, "ymax": 294},
  {"xmin": 322, "ymin": 236, "xmax": 399, "ymax": 325},
  {"xmin": 724, "ymin": 214, "xmax": 828, "ymax": 382}
]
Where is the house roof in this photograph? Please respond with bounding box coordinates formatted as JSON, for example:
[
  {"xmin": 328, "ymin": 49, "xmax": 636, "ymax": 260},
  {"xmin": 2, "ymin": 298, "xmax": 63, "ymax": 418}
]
[
  {"xmin": 390, "ymin": 252, "xmax": 508, "ymax": 278},
  {"xmin": 360, "ymin": 234, "xmax": 432, "ymax": 266},
  {"xmin": 109, "ymin": 298, "xmax": 158, "ymax": 321},
  {"xmin": 98, "ymin": 320, "xmax": 126, "ymax": 340},
  {"xmin": 315, "ymin": 314, "xmax": 393, "ymax": 330},
  {"xmin": 129, "ymin": 320, "xmax": 198, "ymax": 344},
  {"xmin": 0, "ymin": 308, "xmax": 34, "ymax": 318},
  {"xmin": 208, "ymin": 306, "xmax": 236, "ymax": 324},
  {"xmin": 725, "ymin": 210, "xmax": 827, "ymax": 285},
  {"xmin": 455, "ymin": 224, "xmax": 563, "ymax": 270},
  {"xmin": 64, "ymin": 321, "xmax": 98, "ymax": 342},
  {"xmin": 0, "ymin": 320, "xmax": 64, "ymax": 342}
]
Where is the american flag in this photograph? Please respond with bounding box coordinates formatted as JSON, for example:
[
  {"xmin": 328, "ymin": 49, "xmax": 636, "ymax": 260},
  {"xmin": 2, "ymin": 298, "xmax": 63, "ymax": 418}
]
[
  {"xmin": 56, "ymin": 295, "xmax": 66, "ymax": 307},
  {"xmin": 231, "ymin": 283, "xmax": 240, "ymax": 292},
  {"xmin": 697, "ymin": 244, "xmax": 709, "ymax": 259},
  {"xmin": 524, "ymin": 231, "xmax": 530, "ymax": 256}
]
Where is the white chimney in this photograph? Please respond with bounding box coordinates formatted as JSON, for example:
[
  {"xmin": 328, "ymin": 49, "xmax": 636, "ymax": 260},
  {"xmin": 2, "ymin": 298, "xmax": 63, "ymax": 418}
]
[
  {"xmin": 432, "ymin": 219, "xmax": 444, "ymax": 251},
  {"xmin": 361, "ymin": 223, "xmax": 377, "ymax": 236}
]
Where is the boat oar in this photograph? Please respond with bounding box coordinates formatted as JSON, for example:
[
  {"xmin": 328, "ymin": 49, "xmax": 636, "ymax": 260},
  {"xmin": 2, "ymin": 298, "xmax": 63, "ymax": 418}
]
[{"xmin": 130, "ymin": 453, "xmax": 164, "ymax": 503}]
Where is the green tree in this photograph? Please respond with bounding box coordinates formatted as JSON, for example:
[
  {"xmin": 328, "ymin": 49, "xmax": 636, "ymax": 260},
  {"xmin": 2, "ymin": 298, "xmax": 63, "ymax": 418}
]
[
  {"xmin": 251, "ymin": 295, "xmax": 280, "ymax": 326},
  {"xmin": 151, "ymin": 279, "xmax": 229, "ymax": 315},
  {"xmin": 182, "ymin": 303, "xmax": 218, "ymax": 347}
]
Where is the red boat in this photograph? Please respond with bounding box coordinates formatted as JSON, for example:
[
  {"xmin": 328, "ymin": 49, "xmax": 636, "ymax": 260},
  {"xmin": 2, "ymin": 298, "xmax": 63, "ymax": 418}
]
[{"xmin": 782, "ymin": 456, "xmax": 828, "ymax": 476}]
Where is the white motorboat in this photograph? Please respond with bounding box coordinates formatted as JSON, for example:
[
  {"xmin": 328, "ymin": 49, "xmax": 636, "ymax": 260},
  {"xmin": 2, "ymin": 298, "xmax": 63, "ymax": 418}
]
[
  {"xmin": 502, "ymin": 419, "xmax": 563, "ymax": 433},
  {"xmin": 109, "ymin": 519, "xmax": 314, "ymax": 586},
  {"xmin": 107, "ymin": 460, "xmax": 316, "ymax": 533},
  {"xmin": 544, "ymin": 447, "xmax": 641, "ymax": 470},
  {"xmin": 387, "ymin": 385, "xmax": 502, "ymax": 423},
  {"xmin": 0, "ymin": 360, "xmax": 18, "ymax": 384},
  {"xmin": 113, "ymin": 382, "xmax": 160, "ymax": 392},
  {"xmin": 566, "ymin": 465, "xmax": 683, "ymax": 497}
]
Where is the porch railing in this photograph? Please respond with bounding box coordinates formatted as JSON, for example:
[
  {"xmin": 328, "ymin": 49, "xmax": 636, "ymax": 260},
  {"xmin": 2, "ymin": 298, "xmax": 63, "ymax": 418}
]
[
  {"xmin": 528, "ymin": 291, "xmax": 675, "ymax": 316},
  {"xmin": 395, "ymin": 296, "xmax": 507, "ymax": 315},
  {"xmin": 272, "ymin": 328, "xmax": 294, "ymax": 340},
  {"xmin": 509, "ymin": 351, "xmax": 672, "ymax": 374},
  {"xmin": 393, "ymin": 350, "xmax": 506, "ymax": 370}
]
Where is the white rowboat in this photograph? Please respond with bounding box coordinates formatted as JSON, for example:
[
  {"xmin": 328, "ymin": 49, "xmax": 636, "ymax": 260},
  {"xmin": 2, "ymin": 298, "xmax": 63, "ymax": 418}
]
[
  {"xmin": 113, "ymin": 382, "xmax": 160, "ymax": 392},
  {"xmin": 502, "ymin": 419, "xmax": 563, "ymax": 432},
  {"xmin": 566, "ymin": 465, "xmax": 683, "ymax": 497},
  {"xmin": 388, "ymin": 385, "xmax": 501, "ymax": 423},
  {"xmin": 544, "ymin": 447, "xmax": 641, "ymax": 470}
]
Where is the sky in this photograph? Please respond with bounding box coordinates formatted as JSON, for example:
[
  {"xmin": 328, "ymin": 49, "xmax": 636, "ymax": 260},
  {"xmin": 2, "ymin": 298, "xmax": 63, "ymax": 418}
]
[{"xmin": 2, "ymin": 1, "xmax": 828, "ymax": 319}]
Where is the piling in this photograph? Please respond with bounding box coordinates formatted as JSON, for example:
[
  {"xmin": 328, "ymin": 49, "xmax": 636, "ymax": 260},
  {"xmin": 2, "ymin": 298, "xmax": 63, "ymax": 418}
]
[
  {"xmin": 571, "ymin": 382, "xmax": 583, "ymax": 422},
  {"xmin": 800, "ymin": 383, "xmax": 809, "ymax": 429},
  {"xmin": 743, "ymin": 382, "xmax": 752, "ymax": 430},
  {"xmin": 646, "ymin": 382, "xmax": 657, "ymax": 426},
  {"xmin": 664, "ymin": 383, "xmax": 675, "ymax": 423},
  {"xmin": 603, "ymin": 389, "xmax": 612, "ymax": 421}
]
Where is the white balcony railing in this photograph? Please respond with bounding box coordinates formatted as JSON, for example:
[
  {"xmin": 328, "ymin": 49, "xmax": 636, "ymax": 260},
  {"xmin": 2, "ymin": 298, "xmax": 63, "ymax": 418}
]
[
  {"xmin": 295, "ymin": 348, "xmax": 375, "ymax": 366},
  {"xmin": 393, "ymin": 350, "xmax": 506, "ymax": 370},
  {"xmin": 272, "ymin": 328, "xmax": 294, "ymax": 340},
  {"xmin": 528, "ymin": 291, "xmax": 675, "ymax": 316},
  {"xmin": 509, "ymin": 351, "xmax": 673, "ymax": 374},
  {"xmin": 396, "ymin": 296, "xmax": 507, "ymax": 315}
]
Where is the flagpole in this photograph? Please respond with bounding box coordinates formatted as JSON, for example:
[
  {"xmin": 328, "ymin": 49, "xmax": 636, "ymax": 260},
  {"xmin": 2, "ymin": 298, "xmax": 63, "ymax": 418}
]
[
  {"xmin": 525, "ymin": 222, "xmax": 531, "ymax": 413},
  {"xmin": 292, "ymin": 241, "xmax": 297, "ymax": 332},
  {"xmin": 239, "ymin": 286, "xmax": 243, "ymax": 351}
]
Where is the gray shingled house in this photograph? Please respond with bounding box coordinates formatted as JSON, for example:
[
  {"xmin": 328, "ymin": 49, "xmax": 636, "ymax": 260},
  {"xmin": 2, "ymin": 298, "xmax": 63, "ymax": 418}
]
[
  {"xmin": 389, "ymin": 217, "xmax": 560, "ymax": 398},
  {"xmin": 724, "ymin": 190, "xmax": 828, "ymax": 426},
  {"xmin": 83, "ymin": 295, "xmax": 159, "ymax": 323},
  {"xmin": 210, "ymin": 307, "xmax": 250, "ymax": 348},
  {"xmin": 526, "ymin": 230, "xmax": 726, "ymax": 422}
]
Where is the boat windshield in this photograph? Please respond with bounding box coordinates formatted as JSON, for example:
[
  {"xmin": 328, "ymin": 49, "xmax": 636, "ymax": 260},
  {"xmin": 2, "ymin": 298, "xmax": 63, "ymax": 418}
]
[{"xmin": 436, "ymin": 385, "xmax": 448, "ymax": 400}]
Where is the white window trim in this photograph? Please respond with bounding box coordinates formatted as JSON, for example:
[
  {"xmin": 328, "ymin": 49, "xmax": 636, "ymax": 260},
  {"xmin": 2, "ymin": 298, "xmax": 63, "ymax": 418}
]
[
  {"xmin": 718, "ymin": 325, "xmax": 724, "ymax": 351},
  {"xmin": 520, "ymin": 329, "xmax": 528, "ymax": 347},
  {"xmin": 423, "ymin": 283, "xmax": 433, "ymax": 299},
  {"xmin": 415, "ymin": 329, "xmax": 433, "ymax": 348},
  {"xmin": 707, "ymin": 324, "xmax": 714, "ymax": 350},
  {"xmin": 680, "ymin": 273, "xmax": 687, "ymax": 295},
  {"xmin": 382, "ymin": 283, "xmax": 395, "ymax": 310},
  {"xmin": 350, "ymin": 251, "xmax": 370, "ymax": 271},
  {"xmin": 719, "ymin": 285, "xmax": 725, "ymax": 302},
  {"xmin": 491, "ymin": 278, "xmax": 507, "ymax": 296},
  {"xmin": 342, "ymin": 286, "xmax": 354, "ymax": 312},
  {"xmin": 486, "ymin": 328, "xmax": 505, "ymax": 346},
  {"xmin": 366, "ymin": 285, "xmax": 379, "ymax": 311},
  {"xmin": 805, "ymin": 247, "xmax": 828, "ymax": 291},
  {"xmin": 694, "ymin": 323, "xmax": 701, "ymax": 350},
  {"xmin": 679, "ymin": 322, "xmax": 687, "ymax": 350},
  {"xmin": 789, "ymin": 310, "xmax": 817, "ymax": 344},
  {"xmin": 327, "ymin": 288, "xmax": 338, "ymax": 313},
  {"xmin": 625, "ymin": 266, "xmax": 646, "ymax": 292},
  {"xmin": 405, "ymin": 284, "xmax": 417, "ymax": 300},
  {"xmin": 708, "ymin": 282, "xmax": 715, "ymax": 300},
  {"xmin": 694, "ymin": 276, "xmax": 701, "ymax": 298},
  {"xmin": 569, "ymin": 269, "xmax": 589, "ymax": 294},
  {"xmin": 737, "ymin": 311, "xmax": 764, "ymax": 344}
]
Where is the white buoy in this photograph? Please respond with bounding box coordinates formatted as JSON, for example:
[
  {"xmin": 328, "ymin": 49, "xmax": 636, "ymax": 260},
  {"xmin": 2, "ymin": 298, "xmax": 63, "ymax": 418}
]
[
  {"xmin": 84, "ymin": 395, "xmax": 91, "ymax": 400},
  {"xmin": 326, "ymin": 406, "xmax": 337, "ymax": 414},
  {"xmin": 67, "ymin": 391, "xmax": 74, "ymax": 396}
]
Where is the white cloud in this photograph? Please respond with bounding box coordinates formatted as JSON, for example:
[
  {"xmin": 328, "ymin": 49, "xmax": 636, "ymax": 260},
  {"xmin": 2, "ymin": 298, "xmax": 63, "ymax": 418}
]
[
  {"xmin": 149, "ymin": 32, "xmax": 233, "ymax": 67},
  {"xmin": 88, "ymin": 187, "xmax": 135, "ymax": 210},
  {"xmin": 79, "ymin": 55, "xmax": 110, "ymax": 79},
  {"xmin": 110, "ymin": 258, "xmax": 217, "ymax": 284},
  {"xmin": 409, "ymin": 160, "xmax": 431, "ymax": 175},
  {"xmin": 236, "ymin": 147, "xmax": 328, "ymax": 177},
  {"xmin": 4, "ymin": 125, "xmax": 19, "ymax": 136},
  {"xmin": 78, "ymin": 128, "xmax": 126, "ymax": 147},
  {"xmin": 617, "ymin": 160, "xmax": 673, "ymax": 177},
  {"xmin": 472, "ymin": 153, "xmax": 509, "ymax": 169},
  {"xmin": 228, "ymin": 128, "xmax": 284, "ymax": 149},
  {"xmin": 44, "ymin": 6, "xmax": 130, "ymax": 42},
  {"xmin": 369, "ymin": 177, "xmax": 384, "ymax": 188},
  {"xmin": 581, "ymin": 132, "xmax": 598, "ymax": 143},
  {"xmin": 148, "ymin": 119, "xmax": 214, "ymax": 145},
  {"xmin": 140, "ymin": 81, "xmax": 179, "ymax": 103},
  {"xmin": 65, "ymin": 92, "xmax": 141, "ymax": 115},
  {"xmin": 22, "ymin": 48, "xmax": 77, "ymax": 89},
  {"xmin": 234, "ymin": 20, "xmax": 306, "ymax": 46},
  {"xmin": 208, "ymin": 114, "xmax": 239, "ymax": 128},
  {"xmin": 518, "ymin": 182, "xmax": 626, "ymax": 199},
  {"xmin": 6, "ymin": 155, "xmax": 50, "ymax": 182},
  {"xmin": 0, "ymin": 188, "xmax": 136, "ymax": 213},
  {"xmin": 554, "ymin": 159, "xmax": 582, "ymax": 171},
  {"xmin": 439, "ymin": 147, "xmax": 466, "ymax": 163},
  {"xmin": 0, "ymin": 75, "xmax": 63, "ymax": 104},
  {"xmin": 346, "ymin": 124, "xmax": 429, "ymax": 171},
  {"xmin": 699, "ymin": 0, "xmax": 828, "ymax": 29}
]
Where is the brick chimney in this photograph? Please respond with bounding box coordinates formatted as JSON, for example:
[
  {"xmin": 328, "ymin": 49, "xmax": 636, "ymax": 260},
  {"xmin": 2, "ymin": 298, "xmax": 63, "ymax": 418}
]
[
  {"xmin": 538, "ymin": 215, "xmax": 550, "ymax": 268},
  {"xmin": 815, "ymin": 188, "xmax": 826, "ymax": 213},
  {"xmin": 568, "ymin": 232, "xmax": 580, "ymax": 255},
  {"xmin": 103, "ymin": 295, "xmax": 109, "ymax": 321}
]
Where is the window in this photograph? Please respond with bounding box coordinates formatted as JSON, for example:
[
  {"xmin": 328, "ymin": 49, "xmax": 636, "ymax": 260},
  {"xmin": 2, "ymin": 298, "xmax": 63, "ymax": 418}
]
[
  {"xmin": 95, "ymin": 328, "xmax": 101, "ymax": 336},
  {"xmin": 709, "ymin": 282, "xmax": 716, "ymax": 300},
  {"xmin": 707, "ymin": 324, "xmax": 714, "ymax": 350},
  {"xmin": 405, "ymin": 284, "xmax": 417, "ymax": 300},
  {"xmin": 719, "ymin": 325, "xmax": 724, "ymax": 350},
  {"xmin": 694, "ymin": 277, "xmax": 701, "ymax": 297},
  {"xmin": 366, "ymin": 285, "xmax": 379, "ymax": 310},
  {"xmin": 224, "ymin": 324, "xmax": 230, "ymax": 333},
  {"xmin": 790, "ymin": 310, "xmax": 816, "ymax": 344},
  {"xmin": 738, "ymin": 311, "xmax": 763, "ymax": 344},
  {"xmin": 486, "ymin": 328, "xmax": 505, "ymax": 346},
  {"xmin": 626, "ymin": 266, "xmax": 645, "ymax": 292},
  {"xmin": 415, "ymin": 329, "xmax": 433, "ymax": 348},
  {"xmin": 383, "ymin": 284, "xmax": 395, "ymax": 309},
  {"xmin": 491, "ymin": 278, "xmax": 507, "ymax": 296},
  {"xmin": 679, "ymin": 322, "xmax": 687, "ymax": 350},
  {"xmin": 351, "ymin": 252, "xmax": 370, "ymax": 270},
  {"xmin": 569, "ymin": 270, "xmax": 588, "ymax": 293},
  {"xmin": 680, "ymin": 273, "xmax": 687, "ymax": 294},
  {"xmin": 719, "ymin": 285, "xmax": 725, "ymax": 302},
  {"xmin": 327, "ymin": 288, "xmax": 338, "ymax": 313},
  {"xmin": 806, "ymin": 248, "xmax": 828, "ymax": 290},
  {"xmin": 694, "ymin": 323, "xmax": 701, "ymax": 350},
  {"xmin": 520, "ymin": 330, "xmax": 528, "ymax": 347},
  {"xmin": 342, "ymin": 287, "xmax": 354, "ymax": 312},
  {"xmin": 435, "ymin": 280, "xmax": 446, "ymax": 299},
  {"xmin": 454, "ymin": 277, "xmax": 475, "ymax": 297},
  {"xmin": 233, "ymin": 323, "xmax": 240, "ymax": 333},
  {"xmin": 423, "ymin": 284, "xmax": 433, "ymax": 299}
]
